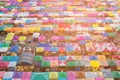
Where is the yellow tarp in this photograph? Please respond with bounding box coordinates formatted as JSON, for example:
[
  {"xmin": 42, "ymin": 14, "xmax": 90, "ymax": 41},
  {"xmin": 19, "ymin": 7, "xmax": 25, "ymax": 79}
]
[
  {"xmin": 98, "ymin": 55, "xmax": 106, "ymax": 60},
  {"xmin": 86, "ymin": 42, "xmax": 93, "ymax": 47},
  {"xmin": 5, "ymin": 33, "xmax": 14, "ymax": 41},
  {"xmin": 19, "ymin": 36, "xmax": 26, "ymax": 41},
  {"xmin": 73, "ymin": 56, "xmax": 82, "ymax": 60},
  {"xmin": 49, "ymin": 72, "xmax": 58, "ymax": 79},
  {"xmin": 105, "ymin": 26, "xmax": 112, "ymax": 31},
  {"xmin": 102, "ymin": 52, "xmax": 109, "ymax": 55},
  {"xmin": 17, "ymin": 0, "xmax": 23, "ymax": 2},
  {"xmin": 90, "ymin": 60, "xmax": 100, "ymax": 67},
  {"xmin": 108, "ymin": 12, "xmax": 114, "ymax": 17},
  {"xmin": 36, "ymin": 47, "xmax": 44, "ymax": 52},
  {"xmin": 92, "ymin": 23, "xmax": 99, "ymax": 27}
]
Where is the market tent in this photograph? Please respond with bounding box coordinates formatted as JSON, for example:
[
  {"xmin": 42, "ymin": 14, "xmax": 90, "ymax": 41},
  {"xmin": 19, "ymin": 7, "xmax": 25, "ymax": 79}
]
[
  {"xmin": 97, "ymin": 55, "xmax": 106, "ymax": 61},
  {"xmin": 32, "ymin": 32, "xmax": 40, "ymax": 38},
  {"xmin": 5, "ymin": 33, "xmax": 14, "ymax": 41},
  {"xmin": 67, "ymin": 71, "xmax": 76, "ymax": 78},
  {"xmin": 107, "ymin": 60, "xmax": 117, "ymax": 66},
  {"xmin": 34, "ymin": 56, "xmax": 43, "ymax": 62},
  {"xmin": 104, "ymin": 78, "xmax": 114, "ymax": 80},
  {"xmin": 37, "ymin": 43, "xmax": 51, "ymax": 47},
  {"xmin": 31, "ymin": 72, "xmax": 49, "ymax": 80},
  {"xmin": 0, "ymin": 71, "xmax": 5, "ymax": 78},
  {"xmin": 8, "ymin": 62, "xmax": 17, "ymax": 68},
  {"xmin": 83, "ymin": 60, "xmax": 90, "ymax": 67},
  {"xmin": 112, "ymin": 55, "xmax": 120, "ymax": 60},
  {"xmin": 2, "ymin": 56, "xmax": 12, "ymax": 61},
  {"xmin": 18, "ymin": 36, "xmax": 26, "ymax": 41},
  {"xmin": 65, "ymin": 36, "xmax": 72, "ymax": 41},
  {"xmin": 85, "ymin": 72, "xmax": 97, "ymax": 78},
  {"xmin": 102, "ymin": 69, "xmax": 113, "ymax": 78},
  {"xmin": 99, "ymin": 60, "xmax": 108, "ymax": 67},
  {"xmin": 36, "ymin": 47, "xmax": 44, "ymax": 52},
  {"xmin": 58, "ymin": 78, "xmax": 67, "ymax": 80},
  {"xmin": 115, "ymin": 60, "xmax": 120, "ymax": 66},
  {"xmin": 2, "ymin": 42, "xmax": 10, "ymax": 47},
  {"xmin": 10, "ymin": 45, "xmax": 19, "ymax": 52},
  {"xmin": 73, "ymin": 43, "xmax": 81, "ymax": 52},
  {"xmin": 51, "ymin": 36, "xmax": 59, "ymax": 40},
  {"xmin": 58, "ymin": 36, "xmax": 65, "ymax": 41},
  {"xmin": 3, "ymin": 72, "xmax": 14, "ymax": 79},
  {"xmin": 66, "ymin": 56, "xmax": 74, "ymax": 60},
  {"xmin": 67, "ymin": 61, "xmax": 76, "ymax": 67},
  {"xmin": 116, "ymin": 26, "xmax": 120, "ymax": 31},
  {"xmin": 108, "ymin": 32, "xmax": 115, "ymax": 37},
  {"xmin": 111, "ymin": 71, "xmax": 120, "ymax": 78},
  {"xmin": 58, "ymin": 60, "xmax": 67, "ymax": 66},
  {"xmin": 38, "ymin": 36, "xmax": 46, "ymax": 41},
  {"xmin": 76, "ymin": 61, "xmax": 84, "ymax": 66},
  {"xmin": 73, "ymin": 56, "xmax": 82, "ymax": 61},
  {"xmin": 13, "ymin": 72, "xmax": 23, "ymax": 78},
  {"xmin": 50, "ymin": 46, "xmax": 58, "ymax": 52},
  {"xmin": 10, "ymin": 56, "xmax": 19, "ymax": 61},
  {"xmin": 49, "ymin": 72, "xmax": 58, "ymax": 79},
  {"xmin": 65, "ymin": 44, "xmax": 73, "ymax": 52},
  {"xmin": 44, "ymin": 57, "xmax": 51, "ymax": 61},
  {"xmin": 50, "ymin": 60, "xmax": 58, "ymax": 67},
  {"xmin": 90, "ymin": 60, "xmax": 100, "ymax": 68},
  {"xmin": 50, "ymin": 57, "xmax": 58, "ymax": 60},
  {"xmin": 22, "ymin": 72, "xmax": 31, "ymax": 78},
  {"xmin": 0, "ymin": 61, "xmax": 9, "ymax": 68},
  {"xmin": 95, "ymin": 78, "xmax": 104, "ymax": 80},
  {"xmin": 0, "ymin": 56, "xmax": 2, "ymax": 60},
  {"xmin": 58, "ymin": 72, "xmax": 67, "ymax": 78},
  {"xmin": 41, "ymin": 61, "xmax": 50, "ymax": 67},
  {"xmin": 82, "ymin": 56, "xmax": 90, "ymax": 61},
  {"xmin": 12, "ymin": 36, "xmax": 19, "ymax": 41},
  {"xmin": 79, "ymin": 40, "xmax": 86, "ymax": 45},
  {"xmin": 90, "ymin": 56, "xmax": 98, "ymax": 60},
  {"xmin": 0, "ymin": 47, "xmax": 9, "ymax": 52},
  {"xmin": 59, "ymin": 47, "xmax": 66, "ymax": 53},
  {"xmin": 58, "ymin": 56, "xmax": 66, "ymax": 60},
  {"xmin": 76, "ymin": 71, "xmax": 85, "ymax": 78}
]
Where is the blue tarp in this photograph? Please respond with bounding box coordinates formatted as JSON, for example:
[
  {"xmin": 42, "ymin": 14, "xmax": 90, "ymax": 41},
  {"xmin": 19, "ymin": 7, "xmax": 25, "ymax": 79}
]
[
  {"xmin": 10, "ymin": 56, "xmax": 19, "ymax": 61},
  {"xmin": 58, "ymin": 78, "xmax": 67, "ymax": 80},
  {"xmin": 58, "ymin": 56, "xmax": 66, "ymax": 60},
  {"xmin": 90, "ymin": 56, "xmax": 98, "ymax": 60},
  {"xmin": 10, "ymin": 45, "xmax": 19, "ymax": 52},
  {"xmin": 51, "ymin": 46, "xmax": 58, "ymax": 52}
]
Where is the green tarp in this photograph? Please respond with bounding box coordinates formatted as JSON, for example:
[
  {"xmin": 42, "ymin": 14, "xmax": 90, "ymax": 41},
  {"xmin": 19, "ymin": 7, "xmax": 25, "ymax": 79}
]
[
  {"xmin": 34, "ymin": 56, "xmax": 43, "ymax": 62},
  {"xmin": 108, "ymin": 33, "xmax": 115, "ymax": 37},
  {"xmin": 58, "ymin": 72, "xmax": 67, "ymax": 78},
  {"xmin": 0, "ymin": 27, "xmax": 5, "ymax": 31},
  {"xmin": 96, "ymin": 8, "xmax": 105, "ymax": 11},
  {"xmin": 2, "ymin": 56, "xmax": 12, "ymax": 61},
  {"xmin": 67, "ymin": 61, "xmax": 76, "ymax": 67},
  {"xmin": 76, "ymin": 61, "xmax": 84, "ymax": 66},
  {"xmin": 112, "ymin": 71, "xmax": 120, "ymax": 78},
  {"xmin": 117, "ymin": 26, "xmax": 120, "ymax": 30},
  {"xmin": 4, "ymin": 6, "xmax": 18, "ymax": 9},
  {"xmin": 41, "ymin": 61, "xmax": 50, "ymax": 67},
  {"xmin": 2, "ymin": 43, "xmax": 10, "ymax": 47},
  {"xmin": 107, "ymin": 60, "xmax": 116, "ymax": 66}
]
